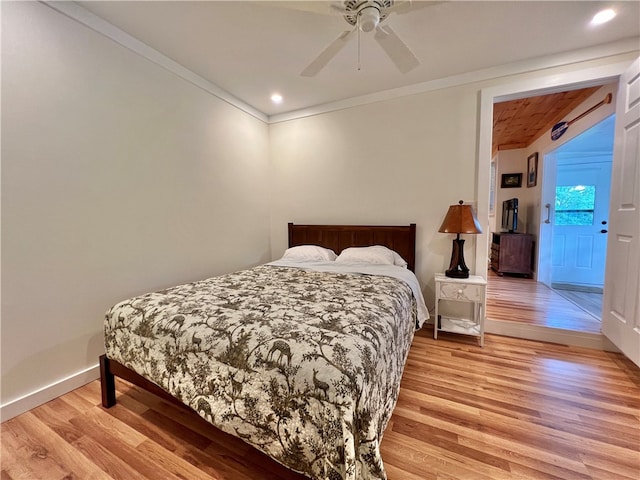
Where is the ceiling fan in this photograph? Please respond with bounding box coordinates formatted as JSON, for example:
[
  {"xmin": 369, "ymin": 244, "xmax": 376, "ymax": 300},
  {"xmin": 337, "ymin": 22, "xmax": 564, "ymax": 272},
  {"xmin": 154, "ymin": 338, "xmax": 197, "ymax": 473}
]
[{"xmin": 300, "ymin": 0, "xmax": 426, "ymax": 77}]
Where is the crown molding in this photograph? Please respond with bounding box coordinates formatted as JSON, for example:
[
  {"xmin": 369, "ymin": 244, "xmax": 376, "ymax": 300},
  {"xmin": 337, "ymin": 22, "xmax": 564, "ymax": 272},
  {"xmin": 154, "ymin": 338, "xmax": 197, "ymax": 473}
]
[
  {"xmin": 43, "ymin": 1, "xmax": 269, "ymax": 123},
  {"xmin": 41, "ymin": 2, "xmax": 638, "ymax": 126},
  {"xmin": 269, "ymin": 38, "xmax": 639, "ymax": 123}
]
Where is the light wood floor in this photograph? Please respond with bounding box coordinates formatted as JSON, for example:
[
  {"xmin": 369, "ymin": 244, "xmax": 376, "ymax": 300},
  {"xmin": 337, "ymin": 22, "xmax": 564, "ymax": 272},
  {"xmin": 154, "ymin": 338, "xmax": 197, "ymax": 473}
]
[
  {"xmin": 486, "ymin": 271, "xmax": 602, "ymax": 334},
  {"xmin": 2, "ymin": 330, "xmax": 638, "ymax": 480},
  {"xmin": 553, "ymin": 288, "xmax": 603, "ymax": 319}
]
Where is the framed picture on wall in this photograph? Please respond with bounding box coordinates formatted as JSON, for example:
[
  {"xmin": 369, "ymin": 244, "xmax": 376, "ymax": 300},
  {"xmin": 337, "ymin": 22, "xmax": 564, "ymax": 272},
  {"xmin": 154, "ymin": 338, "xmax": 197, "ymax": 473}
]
[
  {"xmin": 501, "ymin": 173, "xmax": 522, "ymax": 188},
  {"xmin": 527, "ymin": 152, "xmax": 538, "ymax": 187}
]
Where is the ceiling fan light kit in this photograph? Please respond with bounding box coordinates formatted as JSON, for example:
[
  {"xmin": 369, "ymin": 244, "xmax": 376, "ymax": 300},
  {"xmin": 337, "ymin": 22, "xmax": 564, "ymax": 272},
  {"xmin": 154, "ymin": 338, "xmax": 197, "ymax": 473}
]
[
  {"xmin": 358, "ymin": 6, "xmax": 381, "ymax": 32},
  {"xmin": 301, "ymin": 0, "xmax": 422, "ymax": 77}
]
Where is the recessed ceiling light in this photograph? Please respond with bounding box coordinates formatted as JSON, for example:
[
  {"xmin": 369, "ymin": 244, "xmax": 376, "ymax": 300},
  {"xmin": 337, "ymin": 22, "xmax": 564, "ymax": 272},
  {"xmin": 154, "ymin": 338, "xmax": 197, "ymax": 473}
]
[
  {"xmin": 271, "ymin": 93, "xmax": 283, "ymax": 104},
  {"xmin": 591, "ymin": 8, "xmax": 616, "ymax": 26}
]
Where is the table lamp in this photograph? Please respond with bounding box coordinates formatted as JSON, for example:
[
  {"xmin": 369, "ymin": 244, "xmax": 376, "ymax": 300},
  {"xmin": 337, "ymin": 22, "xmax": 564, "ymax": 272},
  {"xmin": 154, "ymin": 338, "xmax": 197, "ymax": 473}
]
[{"xmin": 438, "ymin": 200, "xmax": 483, "ymax": 278}]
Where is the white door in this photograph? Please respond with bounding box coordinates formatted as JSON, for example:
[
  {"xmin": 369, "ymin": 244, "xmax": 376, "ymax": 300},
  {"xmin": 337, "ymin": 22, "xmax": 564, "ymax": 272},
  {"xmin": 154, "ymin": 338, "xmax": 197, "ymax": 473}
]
[
  {"xmin": 602, "ymin": 57, "xmax": 640, "ymax": 367},
  {"xmin": 551, "ymin": 160, "xmax": 611, "ymax": 288}
]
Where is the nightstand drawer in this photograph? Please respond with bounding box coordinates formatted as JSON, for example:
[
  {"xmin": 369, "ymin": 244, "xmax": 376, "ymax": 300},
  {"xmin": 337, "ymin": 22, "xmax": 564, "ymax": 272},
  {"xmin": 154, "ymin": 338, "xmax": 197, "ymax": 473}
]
[{"xmin": 439, "ymin": 283, "xmax": 484, "ymax": 302}]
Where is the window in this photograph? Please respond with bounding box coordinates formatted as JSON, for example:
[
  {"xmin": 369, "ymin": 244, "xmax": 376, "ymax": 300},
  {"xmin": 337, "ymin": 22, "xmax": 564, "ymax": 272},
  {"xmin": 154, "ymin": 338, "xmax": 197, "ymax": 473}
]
[{"xmin": 555, "ymin": 185, "xmax": 596, "ymax": 225}]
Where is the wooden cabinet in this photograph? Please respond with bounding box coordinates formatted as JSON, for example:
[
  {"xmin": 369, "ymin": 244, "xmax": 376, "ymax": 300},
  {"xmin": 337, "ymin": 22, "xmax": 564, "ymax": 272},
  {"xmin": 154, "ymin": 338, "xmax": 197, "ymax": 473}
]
[{"xmin": 490, "ymin": 233, "xmax": 534, "ymax": 276}]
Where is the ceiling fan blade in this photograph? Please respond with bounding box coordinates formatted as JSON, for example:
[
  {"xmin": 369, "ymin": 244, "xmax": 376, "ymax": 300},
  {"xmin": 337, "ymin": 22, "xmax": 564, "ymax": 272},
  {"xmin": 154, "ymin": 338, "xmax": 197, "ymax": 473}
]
[
  {"xmin": 301, "ymin": 29, "xmax": 355, "ymax": 77},
  {"xmin": 374, "ymin": 25, "xmax": 419, "ymax": 73}
]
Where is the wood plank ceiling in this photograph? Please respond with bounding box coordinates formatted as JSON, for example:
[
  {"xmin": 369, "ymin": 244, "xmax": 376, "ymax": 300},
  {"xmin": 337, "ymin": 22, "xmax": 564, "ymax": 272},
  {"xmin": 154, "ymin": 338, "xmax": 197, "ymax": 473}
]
[{"xmin": 492, "ymin": 86, "xmax": 601, "ymax": 155}]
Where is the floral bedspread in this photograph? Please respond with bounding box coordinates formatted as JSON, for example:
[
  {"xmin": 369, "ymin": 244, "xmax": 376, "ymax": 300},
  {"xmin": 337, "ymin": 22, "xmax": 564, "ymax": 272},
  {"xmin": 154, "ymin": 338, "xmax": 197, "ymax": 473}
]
[{"xmin": 104, "ymin": 264, "xmax": 418, "ymax": 480}]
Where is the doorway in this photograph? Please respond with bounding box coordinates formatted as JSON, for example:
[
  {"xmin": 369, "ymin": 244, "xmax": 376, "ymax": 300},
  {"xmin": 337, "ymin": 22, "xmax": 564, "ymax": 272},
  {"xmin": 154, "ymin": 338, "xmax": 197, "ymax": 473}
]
[
  {"xmin": 543, "ymin": 115, "xmax": 615, "ymax": 296},
  {"xmin": 537, "ymin": 115, "xmax": 615, "ymax": 323},
  {"xmin": 478, "ymin": 59, "xmax": 639, "ymax": 357},
  {"xmin": 477, "ymin": 68, "xmax": 625, "ymax": 347},
  {"xmin": 488, "ymin": 95, "xmax": 614, "ymax": 333}
]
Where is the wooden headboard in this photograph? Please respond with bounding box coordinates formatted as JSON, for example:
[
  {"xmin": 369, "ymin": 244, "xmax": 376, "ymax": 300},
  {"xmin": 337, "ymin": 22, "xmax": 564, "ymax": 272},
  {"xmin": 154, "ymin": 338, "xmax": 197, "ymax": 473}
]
[{"xmin": 288, "ymin": 223, "xmax": 417, "ymax": 272}]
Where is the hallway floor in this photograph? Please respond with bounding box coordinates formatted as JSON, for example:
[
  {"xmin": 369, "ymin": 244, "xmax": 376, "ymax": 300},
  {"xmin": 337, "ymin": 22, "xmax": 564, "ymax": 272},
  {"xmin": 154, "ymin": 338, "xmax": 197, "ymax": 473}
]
[
  {"xmin": 552, "ymin": 288, "xmax": 603, "ymax": 319},
  {"xmin": 486, "ymin": 271, "xmax": 602, "ymax": 334}
]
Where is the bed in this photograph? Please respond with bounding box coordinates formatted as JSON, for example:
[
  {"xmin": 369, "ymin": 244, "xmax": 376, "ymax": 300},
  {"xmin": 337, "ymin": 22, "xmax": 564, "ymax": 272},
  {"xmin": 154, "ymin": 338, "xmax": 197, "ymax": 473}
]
[{"xmin": 100, "ymin": 223, "xmax": 427, "ymax": 480}]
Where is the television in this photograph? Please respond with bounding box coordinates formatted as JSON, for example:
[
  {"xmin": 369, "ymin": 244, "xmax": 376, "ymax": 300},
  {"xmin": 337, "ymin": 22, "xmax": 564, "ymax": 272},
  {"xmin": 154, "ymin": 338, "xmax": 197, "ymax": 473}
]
[{"xmin": 502, "ymin": 198, "xmax": 518, "ymax": 233}]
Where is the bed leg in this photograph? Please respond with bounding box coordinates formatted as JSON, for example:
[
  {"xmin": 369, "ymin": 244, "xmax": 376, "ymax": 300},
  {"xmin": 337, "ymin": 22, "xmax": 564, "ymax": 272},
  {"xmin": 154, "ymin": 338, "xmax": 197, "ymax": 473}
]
[{"xmin": 99, "ymin": 354, "xmax": 116, "ymax": 408}]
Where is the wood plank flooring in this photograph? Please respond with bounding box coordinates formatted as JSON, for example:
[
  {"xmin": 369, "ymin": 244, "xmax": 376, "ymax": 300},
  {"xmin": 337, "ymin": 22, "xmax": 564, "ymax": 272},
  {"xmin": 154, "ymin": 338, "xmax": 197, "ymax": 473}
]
[
  {"xmin": 486, "ymin": 271, "xmax": 602, "ymax": 333},
  {"xmin": 553, "ymin": 288, "xmax": 603, "ymax": 319},
  {"xmin": 2, "ymin": 330, "xmax": 639, "ymax": 480}
]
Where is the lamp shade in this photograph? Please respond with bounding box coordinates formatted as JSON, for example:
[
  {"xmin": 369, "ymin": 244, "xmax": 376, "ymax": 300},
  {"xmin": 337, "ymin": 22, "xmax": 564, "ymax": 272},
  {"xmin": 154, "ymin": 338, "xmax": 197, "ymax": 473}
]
[{"xmin": 438, "ymin": 200, "xmax": 483, "ymax": 234}]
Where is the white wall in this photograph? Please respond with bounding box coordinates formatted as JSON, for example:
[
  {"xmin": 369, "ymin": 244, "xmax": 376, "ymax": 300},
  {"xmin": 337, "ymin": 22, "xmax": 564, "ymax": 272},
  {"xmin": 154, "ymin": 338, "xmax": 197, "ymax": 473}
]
[
  {"xmin": 494, "ymin": 146, "xmax": 547, "ymax": 236},
  {"xmin": 1, "ymin": 1, "xmax": 270, "ymax": 418},
  {"xmin": 269, "ymin": 85, "xmax": 479, "ymax": 301},
  {"xmin": 494, "ymin": 149, "xmax": 533, "ymax": 233}
]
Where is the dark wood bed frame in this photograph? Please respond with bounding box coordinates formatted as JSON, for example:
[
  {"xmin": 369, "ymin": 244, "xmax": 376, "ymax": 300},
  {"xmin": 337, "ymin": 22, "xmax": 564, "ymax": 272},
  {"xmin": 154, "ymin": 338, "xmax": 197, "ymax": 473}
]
[
  {"xmin": 100, "ymin": 223, "xmax": 417, "ymax": 411},
  {"xmin": 288, "ymin": 222, "xmax": 416, "ymax": 272}
]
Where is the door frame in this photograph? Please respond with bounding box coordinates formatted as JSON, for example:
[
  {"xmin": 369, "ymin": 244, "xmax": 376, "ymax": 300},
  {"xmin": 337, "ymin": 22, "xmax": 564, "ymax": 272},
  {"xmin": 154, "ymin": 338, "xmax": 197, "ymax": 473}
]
[{"xmin": 475, "ymin": 61, "xmax": 631, "ymax": 279}]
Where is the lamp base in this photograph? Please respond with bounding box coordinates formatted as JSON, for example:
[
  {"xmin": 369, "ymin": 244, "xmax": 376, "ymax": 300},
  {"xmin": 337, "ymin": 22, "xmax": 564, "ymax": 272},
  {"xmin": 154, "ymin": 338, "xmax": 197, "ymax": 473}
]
[
  {"xmin": 445, "ymin": 268, "xmax": 470, "ymax": 279},
  {"xmin": 445, "ymin": 237, "xmax": 470, "ymax": 279}
]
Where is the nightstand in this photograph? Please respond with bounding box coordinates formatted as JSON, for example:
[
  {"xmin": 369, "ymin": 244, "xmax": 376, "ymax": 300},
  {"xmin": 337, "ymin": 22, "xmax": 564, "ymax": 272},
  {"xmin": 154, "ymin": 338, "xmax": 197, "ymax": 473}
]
[{"xmin": 434, "ymin": 273, "xmax": 487, "ymax": 346}]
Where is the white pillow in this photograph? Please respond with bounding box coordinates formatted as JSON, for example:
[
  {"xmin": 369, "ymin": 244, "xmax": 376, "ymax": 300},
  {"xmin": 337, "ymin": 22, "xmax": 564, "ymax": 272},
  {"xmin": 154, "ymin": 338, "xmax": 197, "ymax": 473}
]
[
  {"xmin": 282, "ymin": 245, "xmax": 337, "ymax": 262},
  {"xmin": 335, "ymin": 245, "xmax": 407, "ymax": 267},
  {"xmin": 391, "ymin": 250, "xmax": 409, "ymax": 268}
]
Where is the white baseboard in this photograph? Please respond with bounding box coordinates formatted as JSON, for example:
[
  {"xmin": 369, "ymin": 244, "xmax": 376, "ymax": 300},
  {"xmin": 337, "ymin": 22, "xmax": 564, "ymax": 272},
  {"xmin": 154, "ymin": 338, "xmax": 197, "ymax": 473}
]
[
  {"xmin": 1, "ymin": 364, "xmax": 100, "ymax": 422},
  {"xmin": 485, "ymin": 319, "xmax": 619, "ymax": 351}
]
